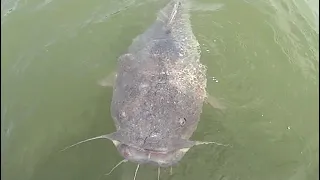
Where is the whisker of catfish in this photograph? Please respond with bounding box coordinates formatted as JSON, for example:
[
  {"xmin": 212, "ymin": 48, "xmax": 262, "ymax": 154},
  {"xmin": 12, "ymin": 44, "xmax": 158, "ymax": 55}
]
[
  {"xmin": 105, "ymin": 159, "xmax": 128, "ymax": 175},
  {"xmin": 195, "ymin": 141, "xmax": 230, "ymax": 147},
  {"xmin": 133, "ymin": 164, "xmax": 140, "ymax": 180},
  {"xmin": 60, "ymin": 135, "xmax": 110, "ymax": 152},
  {"xmin": 158, "ymin": 167, "xmax": 161, "ymax": 180}
]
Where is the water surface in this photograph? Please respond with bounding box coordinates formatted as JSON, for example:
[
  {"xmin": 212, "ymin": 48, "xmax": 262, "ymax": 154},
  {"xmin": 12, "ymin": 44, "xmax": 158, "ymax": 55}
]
[{"xmin": 1, "ymin": 0, "xmax": 319, "ymax": 180}]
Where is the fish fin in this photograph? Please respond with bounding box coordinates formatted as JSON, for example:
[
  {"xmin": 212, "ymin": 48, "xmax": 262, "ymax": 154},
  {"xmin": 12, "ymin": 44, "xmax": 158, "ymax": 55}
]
[
  {"xmin": 157, "ymin": 0, "xmax": 189, "ymax": 23},
  {"xmin": 171, "ymin": 138, "xmax": 196, "ymax": 150},
  {"xmin": 98, "ymin": 71, "xmax": 117, "ymax": 87},
  {"xmin": 105, "ymin": 130, "xmax": 127, "ymax": 143},
  {"xmin": 167, "ymin": 1, "xmax": 180, "ymax": 25},
  {"xmin": 205, "ymin": 93, "xmax": 226, "ymax": 110}
]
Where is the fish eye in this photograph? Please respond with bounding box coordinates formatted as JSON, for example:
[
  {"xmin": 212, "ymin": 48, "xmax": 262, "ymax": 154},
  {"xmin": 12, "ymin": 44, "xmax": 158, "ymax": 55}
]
[
  {"xmin": 179, "ymin": 117, "xmax": 187, "ymax": 126},
  {"xmin": 117, "ymin": 144, "xmax": 132, "ymax": 158}
]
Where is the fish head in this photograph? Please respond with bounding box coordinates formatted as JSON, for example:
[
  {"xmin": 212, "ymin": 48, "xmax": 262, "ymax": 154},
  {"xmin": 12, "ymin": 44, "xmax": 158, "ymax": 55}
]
[{"xmin": 106, "ymin": 131, "xmax": 196, "ymax": 167}]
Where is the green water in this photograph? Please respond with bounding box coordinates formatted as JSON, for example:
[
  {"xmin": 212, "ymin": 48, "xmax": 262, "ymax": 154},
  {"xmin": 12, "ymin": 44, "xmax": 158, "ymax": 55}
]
[{"xmin": 1, "ymin": 0, "xmax": 319, "ymax": 180}]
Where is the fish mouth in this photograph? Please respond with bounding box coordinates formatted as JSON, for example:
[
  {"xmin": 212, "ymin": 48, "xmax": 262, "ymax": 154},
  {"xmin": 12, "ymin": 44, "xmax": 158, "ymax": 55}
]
[
  {"xmin": 117, "ymin": 144, "xmax": 184, "ymax": 167},
  {"xmin": 145, "ymin": 149, "xmax": 172, "ymax": 161},
  {"xmin": 137, "ymin": 148, "xmax": 172, "ymax": 160},
  {"xmin": 144, "ymin": 149, "xmax": 169, "ymax": 154}
]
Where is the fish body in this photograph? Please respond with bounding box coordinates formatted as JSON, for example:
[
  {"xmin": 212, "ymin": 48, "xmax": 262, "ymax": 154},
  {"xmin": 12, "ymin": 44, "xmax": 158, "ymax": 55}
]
[
  {"xmin": 62, "ymin": 1, "xmax": 226, "ymax": 171},
  {"xmin": 108, "ymin": 0, "xmax": 208, "ymax": 167}
]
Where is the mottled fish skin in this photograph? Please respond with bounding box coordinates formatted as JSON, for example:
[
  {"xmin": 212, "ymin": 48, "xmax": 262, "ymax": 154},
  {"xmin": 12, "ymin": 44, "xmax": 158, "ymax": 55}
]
[
  {"xmin": 59, "ymin": 0, "xmax": 223, "ymax": 169},
  {"xmin": 109, "ymin": 0, "xmax": 208, "ymax": 166}
]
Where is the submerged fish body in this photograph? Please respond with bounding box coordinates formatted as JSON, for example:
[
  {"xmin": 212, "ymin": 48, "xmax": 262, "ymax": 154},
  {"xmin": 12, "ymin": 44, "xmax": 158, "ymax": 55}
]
[
  {"xmin": 108, "ymin": 0, "xmax": 208, "ymax": 167},
  {"xmin": 62, "ymin": 1, "xmax": 226, "ymax": 172}
]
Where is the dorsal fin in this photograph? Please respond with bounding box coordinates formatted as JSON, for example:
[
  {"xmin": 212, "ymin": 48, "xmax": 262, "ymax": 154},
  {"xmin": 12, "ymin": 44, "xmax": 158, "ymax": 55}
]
[
  {"xmin": 167, "ymin": 1, "xmax": 181, "ymax": 25},
  {"xmin": 157, "ymin": 0, "xmax": 186, "ymax": 25}
]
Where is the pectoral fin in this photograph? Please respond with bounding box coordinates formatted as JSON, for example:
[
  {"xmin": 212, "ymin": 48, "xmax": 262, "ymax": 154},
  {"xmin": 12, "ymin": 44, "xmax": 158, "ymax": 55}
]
[
  {"xmin": 98, "ymin": 71, "xmax": 117, "ymax": 87},
  {"xmin": 205, "ymin": 93, "xmax": 226, "ymax": 110},
  {"xmin": 171, "ymin": 138, "xmax": 197, "ymax": 150}
]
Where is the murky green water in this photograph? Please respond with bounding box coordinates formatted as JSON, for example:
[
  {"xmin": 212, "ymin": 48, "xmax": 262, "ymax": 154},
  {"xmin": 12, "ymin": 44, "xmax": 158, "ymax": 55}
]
[{"xmin": 1, "ymin": 0, "xmax": 319, "ymax": 180}]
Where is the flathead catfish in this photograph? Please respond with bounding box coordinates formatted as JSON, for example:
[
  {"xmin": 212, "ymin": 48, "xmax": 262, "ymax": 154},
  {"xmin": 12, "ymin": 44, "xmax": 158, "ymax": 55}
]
[{"xmin": 62, "ymin": 0, "xmax": 226, "ymax": 178}]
